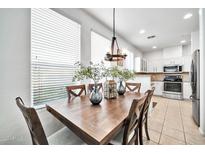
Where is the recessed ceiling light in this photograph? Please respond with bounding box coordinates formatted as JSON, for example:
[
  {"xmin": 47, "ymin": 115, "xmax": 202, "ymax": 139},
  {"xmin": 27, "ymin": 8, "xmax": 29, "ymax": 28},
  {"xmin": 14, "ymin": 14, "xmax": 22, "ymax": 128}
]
[
  {"xmin": 183, "ymin": 13, "xmax": 193, "ymax": 19},
  {"xmin": 139, "ymin": 29, "xmax": 145, "ymax": 34},
  {"xmin": 180, "ymin": 40, "xmax": 186, "ymax": 43},
  {"xmin": 152, "ymin": 46, "xmax": 157, "ymax": 49}
]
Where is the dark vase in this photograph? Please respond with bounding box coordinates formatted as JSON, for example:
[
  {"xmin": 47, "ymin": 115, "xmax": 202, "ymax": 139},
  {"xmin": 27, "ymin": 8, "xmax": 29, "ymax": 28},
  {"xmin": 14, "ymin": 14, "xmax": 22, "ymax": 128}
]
[
  {"xmin": 89, "ymin": 84, "xmax": 103, "ymax": 105},
  {"xmin": 117, "ymin": 80, "xmax": 126, "ymax": 95}
]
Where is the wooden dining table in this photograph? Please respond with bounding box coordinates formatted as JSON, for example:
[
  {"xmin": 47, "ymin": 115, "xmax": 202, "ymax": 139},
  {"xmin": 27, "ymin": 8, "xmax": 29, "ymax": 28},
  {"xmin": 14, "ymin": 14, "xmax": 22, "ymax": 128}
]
[{"xmin": 46, "ymin": 92, "xmax": 144, "ymax": 145}]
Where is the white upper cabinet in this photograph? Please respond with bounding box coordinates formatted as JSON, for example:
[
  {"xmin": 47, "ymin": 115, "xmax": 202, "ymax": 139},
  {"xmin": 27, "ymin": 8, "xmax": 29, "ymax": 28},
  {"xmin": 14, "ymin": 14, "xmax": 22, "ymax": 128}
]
[
  {"xmin": 182, "ymin": 44, "xmax": 191, "ymax": 72},
  {"xmin": 147, "ymin": 60, "xmax": 154, "ymax": 72},
  {"xmin": 162, "ymin": 46, "xmax": 184, "ymax": 66},
  {"xmin": 163, "ymin": 57, "xmax": 183, "ymax": 66},
  {"xmin": 163, "ymin": 46, "xmax": 183, "ymax": 59},
  {"xmin": 135, "ymin": 57, "xmax": 147, "ymax": 72},
  {"xmin": 183, "ymin": 56, "xmax": 192, "ymax": 72},
  {"xmin": 143, "ymin": 50, "xmax": 163, "ymax": 72},
  {"xmin": 148, "ymin": 59, "xmax": 163, "ymax": 72},
  {"xmin": 142, "ymin": 44, "xmax": 191, "ymax": 73}
]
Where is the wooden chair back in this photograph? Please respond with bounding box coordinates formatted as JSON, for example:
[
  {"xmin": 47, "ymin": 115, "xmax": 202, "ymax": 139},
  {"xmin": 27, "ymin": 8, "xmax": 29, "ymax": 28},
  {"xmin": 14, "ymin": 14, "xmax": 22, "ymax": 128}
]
[
  {"xmin": 66, "ymin": 84, "xmax": 86, "ymax": 101},
  {"xmin": 125, "ymin": 82, "xmax": 141, "ymax": 93},
  {"xmin": 139, "ymin": 87, "xmax": 155, "ymax": 125},
  {"xmin": 16, "ymin": 97, "xmax": 48, "ymax": 145},
  {"xmin": 87, "ymin": 83, "xmax": 103, "ymax": 93},
  {"xmin": 122, "ymin": 93, "xmax": 148, "ymax": 145}
]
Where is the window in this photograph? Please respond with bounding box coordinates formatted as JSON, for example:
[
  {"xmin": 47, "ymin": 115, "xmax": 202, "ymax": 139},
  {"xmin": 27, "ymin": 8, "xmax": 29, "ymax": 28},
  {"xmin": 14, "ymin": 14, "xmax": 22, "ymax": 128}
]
[
  {"xmin": 124, "ymin": 50, "xmax": 134, "ymax": 70},
  {"xmin": 31, "ymin": 8, "xmax": 81, "ymax": 105},
  {"xmin": 91, "ymin": 31, "xmax": 111, "ymax": 67}
]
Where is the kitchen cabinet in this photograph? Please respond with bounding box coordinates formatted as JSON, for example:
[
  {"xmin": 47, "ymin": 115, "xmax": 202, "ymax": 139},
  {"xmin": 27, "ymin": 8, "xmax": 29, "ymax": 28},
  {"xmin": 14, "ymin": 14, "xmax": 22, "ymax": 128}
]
[
  {"xmin": 147, "ymin": 60, "xmax": 163, "ymax": 72},
  {"xmin": 129, "ymin": 75, "xmax": 151, "ymax": 93},
  {"xmin": 163, "ymin": 46, "xmax": 183, "ymax": 58},
  {"xmin": 163, "ymin": 57, "xmax": 183, "ymax": 66},
  {"xmin": 162, "ymin": 56, "xmax": 191, "ymax": 72},
  {"xmin": 143, "ymin": 44, "xmax": 192, "ymax": 73},
  {"xmin": 162, "ymin": 46, "xmax": 183, "ymax": 66},
  {"xmin": 135, "ymin": 57, "xmax": 147, "ymax": 72},
  {"xmin": 183, "ymin": 82, "xmax": 192, "ymax": 99},
  {"xmin": 151, "ymin": 81, "xmax": 163, "ymax": 96},
  {"xmin": 183, "ymin": 56, "xmax": 191, "ymax": 72},
  {"xmin": 155, "ymin": 60, "xmax": 163, "ymax": 72}
]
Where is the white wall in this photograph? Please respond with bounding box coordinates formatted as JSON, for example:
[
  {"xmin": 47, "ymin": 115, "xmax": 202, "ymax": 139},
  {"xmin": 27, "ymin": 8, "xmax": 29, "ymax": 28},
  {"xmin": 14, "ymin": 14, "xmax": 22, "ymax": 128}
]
[
  {"xmin": 143, "ymin": 50, "xmax": 163, "ymax": 60},
  {"xmin": 199, "ymin": 8, "xmax": 205, "ymax": 135},
  {"xmin": 182, "ymin": 44, "xmax": 191, "ymax": 56},
  {"xmin": 0, "ymin": 8, "xmax": 143, "ymax": 144},
  {"xmin": 52, "ymin": 8, "xmax": 142, "ymax": 65},
  {"xmin": 191, "ymin": 31, "xmax": 200, "ymax": 54},
  {"xmin": 0, "ymin": 9, "xmax": 32, "ymax": 144}
]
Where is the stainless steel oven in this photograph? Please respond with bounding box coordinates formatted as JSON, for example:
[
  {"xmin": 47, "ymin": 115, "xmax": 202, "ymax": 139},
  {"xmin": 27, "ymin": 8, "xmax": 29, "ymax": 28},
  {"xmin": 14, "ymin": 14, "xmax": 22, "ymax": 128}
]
[
  {"xmin": 163, "ymin": 75, "xmax": 183, "ymax": 99},
  {"xmin": 164, "ymin": 82, "xmax": 182, "ymax": 93}
]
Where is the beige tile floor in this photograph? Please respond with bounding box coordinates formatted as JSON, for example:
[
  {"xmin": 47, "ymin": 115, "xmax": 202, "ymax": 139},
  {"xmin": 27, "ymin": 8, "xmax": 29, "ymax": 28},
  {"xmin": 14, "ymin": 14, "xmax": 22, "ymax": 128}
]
[{"xmin": 143, "ymin": 96, "xmax": 205, "ymax": 145}]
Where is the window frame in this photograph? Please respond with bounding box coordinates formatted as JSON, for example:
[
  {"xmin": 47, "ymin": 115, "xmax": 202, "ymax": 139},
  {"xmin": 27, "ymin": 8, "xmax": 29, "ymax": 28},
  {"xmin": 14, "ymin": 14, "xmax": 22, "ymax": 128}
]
[
  {"xmin": 30, "ymin": 8, "xmax": 81, "ymax": 107},
  {"xmin": 90, "ymin": 30, "xmax": 111, "ymax": 67}
]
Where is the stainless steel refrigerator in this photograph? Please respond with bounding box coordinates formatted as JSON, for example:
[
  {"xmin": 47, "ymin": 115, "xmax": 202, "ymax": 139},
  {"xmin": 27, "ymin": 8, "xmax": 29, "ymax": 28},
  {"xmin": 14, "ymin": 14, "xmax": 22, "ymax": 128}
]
[{"xmin": 190, "ymin": 49, "xmax": 200, "ymax": 126}]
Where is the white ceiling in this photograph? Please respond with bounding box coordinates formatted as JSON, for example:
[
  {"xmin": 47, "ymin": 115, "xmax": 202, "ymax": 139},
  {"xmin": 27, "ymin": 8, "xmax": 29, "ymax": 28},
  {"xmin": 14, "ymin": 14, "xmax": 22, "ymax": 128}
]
[{"xmin": 83, "ymin": 8, "xmax": 199, "ymax": 52}]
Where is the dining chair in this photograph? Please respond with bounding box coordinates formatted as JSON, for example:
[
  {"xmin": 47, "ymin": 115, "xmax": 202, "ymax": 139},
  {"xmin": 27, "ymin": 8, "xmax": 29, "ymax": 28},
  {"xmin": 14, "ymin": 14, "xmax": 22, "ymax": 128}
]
[
  {"xmin": 110, "ymin": 93, "xmax": 149, "ymax": 145},
  {"xmin": 16, "ymin": 97, "xmax": 85, "ymax": 145},
  {"xmin": 87, "ymin": 83, "xmax": 103, "ymax": 93},
  {"xmin": 66, "ymin": 84, "xmax": 86, "ymax": 101},
  {"xmin": 125, "ymin": 82, "xmax": 141, "ymax": 93},
  {"xmin": 138, "ymin": 87, "xmax": 155, "ymax": 145}
]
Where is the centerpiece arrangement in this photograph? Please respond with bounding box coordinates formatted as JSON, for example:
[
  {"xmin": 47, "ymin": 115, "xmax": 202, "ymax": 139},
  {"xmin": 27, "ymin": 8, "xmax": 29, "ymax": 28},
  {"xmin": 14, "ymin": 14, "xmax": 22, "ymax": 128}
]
[
  {"xmin": 116, "ymin": 68, "xmax": 135, "ymax": 95},
  {"xmin": 72, "ymin": 61, "xmax": 135, "ymax": 105},
  {"xmin": 103, "ymin": 66, "xmax": 119, "ymax": 99},
  {"xmin": 73, "ymin": 61, "xmax": 106, "ymax": 105}
]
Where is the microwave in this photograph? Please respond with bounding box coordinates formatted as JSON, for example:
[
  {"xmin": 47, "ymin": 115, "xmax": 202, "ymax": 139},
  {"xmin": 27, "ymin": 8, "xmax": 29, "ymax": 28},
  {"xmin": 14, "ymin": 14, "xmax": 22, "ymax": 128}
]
[{"xmin": 163, "ymin": 65, "xmax": 182, "ymax": 73}]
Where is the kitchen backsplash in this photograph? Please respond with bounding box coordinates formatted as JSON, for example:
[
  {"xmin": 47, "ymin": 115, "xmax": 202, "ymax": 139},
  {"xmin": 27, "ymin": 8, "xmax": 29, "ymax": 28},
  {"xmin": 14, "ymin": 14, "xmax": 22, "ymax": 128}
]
[{"xmin": 135, "ymin": 72, "xmax": 190, "ymax": 82}]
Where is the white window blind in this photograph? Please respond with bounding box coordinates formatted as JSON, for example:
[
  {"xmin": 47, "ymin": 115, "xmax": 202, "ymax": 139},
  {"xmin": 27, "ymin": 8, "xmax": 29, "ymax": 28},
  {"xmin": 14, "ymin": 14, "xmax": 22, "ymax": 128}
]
[
  {"xmin": 91, "ymin": 31, "xmax": 111, "ymax": 67},
  {"xmin": 31, "ymin": 8, "xmax": 81, "ymax": 105}
]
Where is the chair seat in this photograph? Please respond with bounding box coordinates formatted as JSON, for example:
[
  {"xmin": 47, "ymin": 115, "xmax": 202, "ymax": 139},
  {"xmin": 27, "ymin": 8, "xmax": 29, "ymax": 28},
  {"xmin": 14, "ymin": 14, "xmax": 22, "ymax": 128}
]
[
  {"xmin": 110, "ymin": 128, "xmax": 135, "ymax": 145},
  {"xmin": 48, "ymin": 127, "xmax": 85, "ymax": 145},
  {"xmin": 110, "ymin": 129, "xmax": 124, "ymax": 145}
]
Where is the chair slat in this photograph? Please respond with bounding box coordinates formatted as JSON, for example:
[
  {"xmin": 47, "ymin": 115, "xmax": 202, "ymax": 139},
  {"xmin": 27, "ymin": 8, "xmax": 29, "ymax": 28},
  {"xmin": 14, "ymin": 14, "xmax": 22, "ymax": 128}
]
[
  {"xmin": 66, "ymin": 84, "xmax": 86, "ymax": 101},
  {"xmin": 125, "ymin": 82, "xmax": 141, "ymax": 93},
  {"xmin": 88, "ymin": 83, "xmax": 103, "ymax": 93},
  {"xmin": 122, "ymin": 93, "xmax": 148, "ymax": 145}
]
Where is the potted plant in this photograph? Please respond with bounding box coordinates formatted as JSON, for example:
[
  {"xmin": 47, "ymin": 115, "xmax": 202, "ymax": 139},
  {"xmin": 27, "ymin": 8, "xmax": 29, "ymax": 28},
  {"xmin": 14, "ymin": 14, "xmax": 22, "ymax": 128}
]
[
  {"xmin": 73, "ymin": 61, "xmax": 105, "ymax": 105},
  {"xmin": 117, "ymin": 68, "xmax": 135, "ymax": 95}
]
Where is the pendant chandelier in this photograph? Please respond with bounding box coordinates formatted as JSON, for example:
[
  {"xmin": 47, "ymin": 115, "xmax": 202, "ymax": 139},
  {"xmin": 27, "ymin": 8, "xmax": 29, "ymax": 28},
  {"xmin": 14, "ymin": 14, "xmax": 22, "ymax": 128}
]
[{"xmin": 104, "ymin": 8, "xmax": 127, "ymax": 62}]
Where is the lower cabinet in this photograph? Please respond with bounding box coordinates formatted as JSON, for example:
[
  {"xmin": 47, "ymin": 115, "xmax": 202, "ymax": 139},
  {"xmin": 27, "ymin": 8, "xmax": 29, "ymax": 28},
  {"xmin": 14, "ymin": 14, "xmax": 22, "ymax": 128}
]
[
  {"xmin": 130, "ymin": 75, "xmax": 151, "ymax": 93},
  {"xmin": 151, "ymin": 81, "xmax": 191, "ymax": 99},
  {"xmin": 151, "ymin": 81, "xmax": 163, "ymax": 96},
  {"xmin": 183, "ymin": 82, "xmax": 192, "ymax": 99}
]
